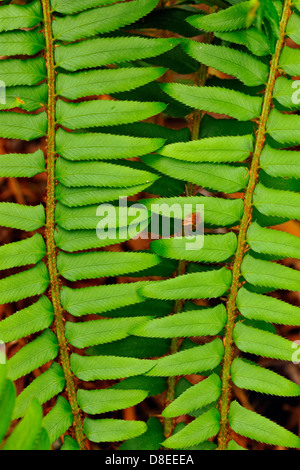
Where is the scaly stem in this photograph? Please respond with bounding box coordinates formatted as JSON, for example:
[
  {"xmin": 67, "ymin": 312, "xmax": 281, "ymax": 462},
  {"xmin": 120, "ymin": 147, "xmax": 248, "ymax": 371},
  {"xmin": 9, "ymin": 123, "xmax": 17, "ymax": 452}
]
[
  {"xmin": 217, "ymin": 0, "xmax": 292, "ymax": 450},
  {"xmin": 41, "ymin": 0, "xmax": 87, "ymax": 450}
]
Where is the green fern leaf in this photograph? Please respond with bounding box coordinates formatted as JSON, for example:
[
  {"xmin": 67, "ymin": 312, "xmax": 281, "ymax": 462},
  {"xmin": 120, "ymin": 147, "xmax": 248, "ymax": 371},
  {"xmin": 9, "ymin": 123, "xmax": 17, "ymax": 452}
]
[
  {"xmin": 77, "ymin": 388, "xmax": 148, "ymax": 414},
  {"xmin": 70, "ymin": 353, "xmax": 155, "ymax": 381},
  {"xmin": 162, "ymin": 408, "xmax": 220, "ymax": 449},
  {"xmin": 52, "ymin": 0, "xmax": 159, "ymax": 41},
  {"xmin": 158, "ymin": 134, "xmax": 254, "ymax": 163},
  {"xmin": 58, "ymin": 251, "xmax": 160, "ymax": 281},
  {"xmin": 231, "ymin": 357, "xmax": 300, "ymax": 396},
  {"xmin": 132, "ymin": 304, "xmax": 227, "ymax": 338},
  {"xmin": 83, "ymin": 418, "xmax": 147, "ymax": 443},
  {"xmin": 61, "ymin": 281, "xmax": 148, "ymax": 316},
  {"xmin": 0, "ymin": 233, "xmax": 46, "ymax": 270},
  {"xmin": 236, "ymin": 287, "xmax": 300, "ymax": 325},
  {"xmin": 187, "ymin": 2, "xmax": 252, "ymax": 32},
  {"xmin": 162, "ymin": 374, "xmax": 221, "ymax": 418},
  {"xmin": 56, "ymin": 128, "xmax": 165, "ymax": 161},
  {"xmin": 51, "ymin": 0, "xmax": 124, "ymax": 14},
  {"xmin": 247, "ymin": 222, "xmax": 300, "ymax": 259},
  {"xmin": 0, "ymin": 83, "xmax": 48, "ymax": 112},
  {"xmin": 3, "ymin": 398, "xmax": 45, "ymax": 451},
  {"xmin": 229, "ymin": 401, "xmax": 300, "ymax": 448},
  {"xmin": 141, "ymin": 268, "xmax": 232, "ymax": 300},
  {"xmin": 0, "ymin": 262, "xmax": 49, "ymax": 305},
  {"xmin": 241, "ymin": 254, "xmax": 300, "ymax": 291},
  {"xmin": 233, "ymin": 322, "xmax": 300, "ymax": 361},
  {"xmin": 267, "ymin": 108, "xmax": 300, "ymax": 146},
  {"xmin": 55, "ymin": 158, "xmax": 157, "ymax": 188},
  {"xmin": 0, "ymin": 150, "xmax": 45, "ymax": 178},
  {"xmin": 119, "ymin": 417, "xmax": 164, "ymax": 450},
  {"xmin": 0, "ymin": 0, "xmax": 42, "ymax": 32},
  {"xmin": 214, "ymin": 28, "xmax": 271, "ymax": 56},
  {"xmin": 147, "ymin": 338, "xmax": 224, "ymax": 376},
  {"xmin": 279, "ymin": 46, "xmax": 300, "ymax": 76},
  {"xmin": 0, "ymin": 30, "xmax": 44, "ymax": 56},
  {"xmin": 0, "ymin": 368, "xmax": 15, "ymax": 443},
  {"xmin": 273, "ymin": 77, "xmax": 300, "ymax": 110},
  {"xmin": 0, "ymin": 111, "xmax": 47, "ymax": 140},
  {"xmin": 0, "ymin": 296, "xmax": 53, "ymax": 343},
  {"xmin": 161, "ymin": 83, "xmax": 262, "ymax": 121},
  {"xmin": 13, "ymin": 363, "xmax": 65, "ymax": 419},
  {"xmin": 253, "ymin": 183, "xmax": 300, "ymax": 220},
  {"xmin": 150, "ymin": 233, "xmax": 237, "ymax": 263},
  {"xmin": 56, "ymin": 99, "xmax": 166, "ymax": 129},
  {"xmin": 7, "ymin": 329, "xmax": 58, "ymax": 381},
  {"xmin": 42, "ymin": 397, "xmax": 73, "ymax": 444},
  {"xmin": 55, "ymin": 37, "xmax": 180, "ymax": 72},
  {"xmin": 142, "ymin": 155, "xmax": 249, "ymax": 193},
  {"xmin": 0, "ymin": 57, "xmax": 46, "ymax": 87},
  {"xmin": 260, "ymin": 144, "xmax": 300, "ymax": 178},
  {"xmin": 65, "ymin": 316, "xmax": 150, "ymax": 348},
  {"xmin": 182, "ymin": 42, "xmax": 268, "ymax": 87},
  {"xmin": 61, "ymin": 436, "xmax": 80, "ymax": 451},
  {"xmin": 0, "ymin": 202, "xmax": 45, "ymax": 231},
  {"xmin": 56, "ymin": 67, "xmax": 166, "ymax": 100}
]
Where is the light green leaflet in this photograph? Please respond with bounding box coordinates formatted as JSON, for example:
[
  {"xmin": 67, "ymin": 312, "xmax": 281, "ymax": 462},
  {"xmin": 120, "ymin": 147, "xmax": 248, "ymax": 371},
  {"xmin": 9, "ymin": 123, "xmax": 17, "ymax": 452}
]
[
  {"xmin": 0, "ymin": 150, "xmax": 45, "ymax": 178},
  {"xmin": 0, "ymin": 30, "xmax": 45, "ymax": 56},
  {"xmin": 52, "ymin": 0, "xmax": 159, "ymax": 41},
  {"xmin": 241, "ymin": 254, "xmax": 300, "ymax": 291},
  {"xmin": 260, "ymin": 144, "xmax": 300, "ymax": 178},
  {"xmin": 71, "ymin": 353, "xmax": 155, "ymax": 381},
  {"xmin": 58, "ymin": 251, "xmax": 161, "ymax": 281},
  {"xmin": 279, "ymin": 46, "xmax": 300, "ymax": 76},
  {"xmin": 231, "ymin": 358, "xmax": 300, "ymax": 396},
  {"xmin": 0, "ymin": 262, "xmax": 49, "ymax": 305},
  {"xmin": 7, "ymin": 330, "xmax": 58, "ymax": 381},
  {"xmin": 273, "ymin": 76, "xmax": 300, "ymax": 110},
  {"xmin": 233, "ymin": 322, "xmax": 300, "ymax": 361},
  {"xmin": 50, "ymin": 0, "xmax": 125, "ymax": 14},
  {"xmin": 56, "ymin": 67, "xmax": 166, "ymax": 100},
  {"xmin": 141, "ymin": 268, "xmax": 232, "ymax": 300},
  {"xmin": 162, "ymin": 374, "xmax": 221, "ymax": 418},
  {"xmin": 0, "ymin": 202, "xmax": 45, "ymax": 231},
  {"xmin": 0, "ymin": 83, "xmax": 48, "ymax": 112},
  {"xmin": 187, "ymin": 1, "xmax": 253, "ymax": 32},
  {"xmin": 0, "ymin": 296, "xmax": 54, "ymax": 343},
  {"xmin": 158, "ymin": 134, "xmax": 254, "ymax": 163},
  {"xmin": 13, "ymin": 363, "xmax": 65, "ymax": 419},
  {"xmin": 55, "ymin": 128, "xmax": 165, "ymax": 161},
  {"xmin": 0, "ymin": 233, "xmax": 46, "ymax": 270},
  {"xmin": 163, "ymin": 408, "xmax": 220, "ymax": 449},
  {"xmin": 65, "ymin": 316, "xmax": 150, "ymax": 348},
  {"xmin": 229, "ymin": 401, "xmax": 300, "ymax": 448},
  {"xmin": 0, "ymin": 57, "xmax": 46, "ymax": 87},
  {"xmin": 247, "ymin": 222, "xmax": 300, "ymax": 259},
  {"xmin": 182, "ymin": 42, "xmax": 268, "ymax": 87},
  {"xmin": 77, "ymin": 388, "xmax": 148, "ymax": 414},
  {"xmin": 61, "ymin": 281, "xmax": 148, "ymax": 316},
  {"xmin": 253, "ymin": 183, "xmax": 300, "ymax": 220},
  {"xmin": 267, "ymin": 108, "xmax": 300, "ymax": 145},
  {"xmin": 132, "ymin": 304, "xmax": 227, "ymax": 338},
  {"xmin": 146, "ymin": 338, "xmax": 224, "ymax": 376},
  {"xmin": 83, "ymin": 418, "xmax": 147, "ymax": 443},
  {"xmin": 236, "ymin": 287, "xmax": 300, "ymax": 325},
  {"xmin": 214, "ymin": 28, "xmax": 271, "ymax": 56},
  {"xmin": 0, "ymin": 0, "xmax": 42, "ymax": 32},
  {"xmin": 55, "ymin": 37, "xmax": 180, "ymax": 72},
  {"xmin": 142, "ymin": 155, "xmax": 249, "ymax": 193},
  {"xmin": 161, "ymin": 83, "xmax": 262, "ymax": 121},
  {"xmin": 55, "ymin": 182, "xmax": 153, "ymax": 208},
  {"xmin": 142, "ymin": 196, "xmax": 244, "ymax": 226},
  {"xmin": 55, "ymin": 158, "xmax": 157, "ymax": 188},
  {"xmin": 150, "ymin": 232, "xmax": 237, "ymax": 263},
  {"xmin": 0, "ymin": 112, "xmax": 47, "ymax": 141},
  {"xmin": 42, "ymin": 397, "xmax": 73, "ymax": 444},
  {"xmin": 56, "ymin": 99, "xmax": 166, "ymax": 129}
]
